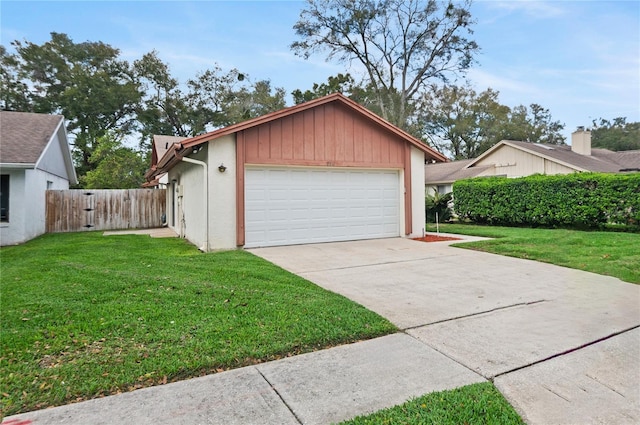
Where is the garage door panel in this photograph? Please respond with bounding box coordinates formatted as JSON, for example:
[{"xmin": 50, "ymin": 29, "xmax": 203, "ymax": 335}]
[{"xmin": 244, "ymin": 167, "xmax": 400, "ymax": 248}]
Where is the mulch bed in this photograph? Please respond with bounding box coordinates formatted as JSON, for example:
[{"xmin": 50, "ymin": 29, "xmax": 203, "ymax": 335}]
[{"xmin": 412, "ymin": 234, "xmax": 462, "ymax": 242}]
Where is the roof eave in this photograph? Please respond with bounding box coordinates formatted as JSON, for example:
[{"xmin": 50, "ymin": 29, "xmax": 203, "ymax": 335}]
[{"xmin": 0, "ymin": 163, "xmax": 36, "ymax": 169}]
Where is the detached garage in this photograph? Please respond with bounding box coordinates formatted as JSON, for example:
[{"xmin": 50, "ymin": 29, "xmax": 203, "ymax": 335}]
[{"xmin": 146, "ymin": 93, "xmax": 446, "ymax": 251}]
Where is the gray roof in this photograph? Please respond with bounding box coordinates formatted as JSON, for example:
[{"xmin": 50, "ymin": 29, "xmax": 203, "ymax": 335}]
[
  {"xmin": 425, "ymin": 140, "xmax": 640, "ymax": 184},
  {"xmin": 590, "ymin": 148, "xmax": 640, "ymax": 171},
  {"xmin": 425, "ymin": 159, "xmax": 492, "ymax": 184},
  {"xmin": 501, "ymin": 140, "xmax": 639, "ymax": 173},
  {"xmin": 0, "ymin": 111, "xmax": 64, "ymax": 164}
]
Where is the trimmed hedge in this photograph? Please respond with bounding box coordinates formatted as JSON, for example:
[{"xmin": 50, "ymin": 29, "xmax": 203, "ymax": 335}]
[{"xmin": 453, "ymin": 173, "xmax": 640, "ymax": 228}]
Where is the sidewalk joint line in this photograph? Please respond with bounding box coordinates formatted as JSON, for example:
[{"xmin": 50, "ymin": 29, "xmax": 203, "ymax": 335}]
[
  {"xmin": 255, "ymin": 368, "xmax": 303, "ymax": 425},
  {"xmin": 404, "ymin": 333, "xmax": 489, "ymax": 380},
  {"xmin": 402, "ymin": 300, "xmax": 548, "ymax": 331},
  {"xmin": 492, "ymin": 324, "xmax": 640, "ymax": 379}
]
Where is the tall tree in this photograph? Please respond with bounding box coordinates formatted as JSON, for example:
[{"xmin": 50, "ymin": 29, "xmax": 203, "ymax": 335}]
[
  {"xmin": 2, "ymin": 33, "xmax": 142, "ymax": 177},
  {"xmin": 421, "ymin": 85, "xmax": 565, "ymax": 159},
  {"xmin": 291, "ymin": 0, "xmax": 478, "ymax": 129},
  {"xmin": 134, "ymin": 51, "xmax": 196, "ymax": 147},
  {"xmin": 222, "ymin": 79, "xmax": 287, "ymax": 124},
  {"xmin": 82, "ymin": 133, "xmax": 147, "ymax": 189},
  {"xmin": 504, "ymin": 103, "xmax": 565, "ymax": 145},
  {"xmin": 591, "ymin": 117, "xmax": 640, "ymax": 151},
  {"xmin": 136, "ymin": 52, "xmax": 286, "ymax": 150},
  {"xmin": 421, "ymin": 85, "xmax": 509, "ymax": 159},
  {"xmin": 292, "ymin": 73, "xmax": 358, "ymax": 104},
  {"xmin": 0, "ymin": 46, "xmax": 32, "ymax": 111}
]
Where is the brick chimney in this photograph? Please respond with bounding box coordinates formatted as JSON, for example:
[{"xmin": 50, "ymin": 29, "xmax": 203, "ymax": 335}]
[{"xmin": 571, "ymin": 126, "xmax": 591, "ymax": 156}]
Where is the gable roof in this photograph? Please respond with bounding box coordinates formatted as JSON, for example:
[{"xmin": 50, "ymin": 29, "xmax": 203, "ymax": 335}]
[
  {"xmin": 425, "ymin": 159, "xmax": 493, "ymax": 184},
  {"xmin": 0, "ymin": 111, "xmax": 78, "ymax": 184},
  {"xmin": 151, "ymin": 93, "xmax": 447, "ymax": 178},
  {"xmin": 1, "ymin": 111, "xmax": 64, "ymax": 164},
  {"xmin": 152, "ymin": 135, "xmax": 187, "ymax": 166},
  {"xmin": 468, "ymin": 140, "xmax": 640, "ymax": 173}
]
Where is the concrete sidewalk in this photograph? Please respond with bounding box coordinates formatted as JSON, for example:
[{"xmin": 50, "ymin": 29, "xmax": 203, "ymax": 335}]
[{"xmin": 4, "ymin": 334, "xmax": 485, "ymax": 425}]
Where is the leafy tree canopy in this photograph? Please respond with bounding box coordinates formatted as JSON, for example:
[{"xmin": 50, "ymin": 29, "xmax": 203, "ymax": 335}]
[
  {"xmin": 134, "ymin": 51, "xmax": 286, "ymax": 152},
  {"xmin": 591, "ymin": 117, "xmax": 640, "ymax": 151},
  {"xmin": 1, "ymin": 33, "xmax": 141, "ymax": 177},
  {"xmin": 1, "ymin": 33, "xmax": 286, "ymax": 188},
  {"xmin": 420, "ymin": 84, "xmax": 565, "ymax": 159},
  {"xmin": 291, "ymin": 0, "xmax": 478, "ymax": 130},
  {"xmin": 81, "ymin": 133, "xmax": 147, "ymax": 189}
]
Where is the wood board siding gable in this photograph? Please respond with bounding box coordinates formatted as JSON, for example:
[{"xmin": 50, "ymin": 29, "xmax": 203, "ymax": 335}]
[{"xmin": 239, "ymin": 103, "xmax": 405, "ymax": 168}]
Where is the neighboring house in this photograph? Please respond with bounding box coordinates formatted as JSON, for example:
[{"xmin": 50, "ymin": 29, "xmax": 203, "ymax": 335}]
[
  {"xmin": 143, "ymin": 135, "xmax": 187, "ymax": 188},
  {"xmin": 425, "ymin": 128, "xmax": 640, "ymax": 194},
  {"xmin": 147, "ymin": 93, "xmax": 447, "ymax": 251},
  {"xmin": 0, "ymin": 111, "xmax": 78, "ymax": 246},
  {"xmin": 424, "ymin": 159, "xmax": 492, "ymax": 195}
]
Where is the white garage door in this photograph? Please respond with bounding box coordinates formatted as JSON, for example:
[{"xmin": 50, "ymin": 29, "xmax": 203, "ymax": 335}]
[{"xmin": 245, "ymin": 167, "xmax": 400, "ymax": 248}]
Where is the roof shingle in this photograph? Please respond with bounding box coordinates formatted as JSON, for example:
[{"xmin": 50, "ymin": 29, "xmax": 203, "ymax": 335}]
[{"xmin": 0, "ymin": 111, "xmax": 64, "ymax": 164}]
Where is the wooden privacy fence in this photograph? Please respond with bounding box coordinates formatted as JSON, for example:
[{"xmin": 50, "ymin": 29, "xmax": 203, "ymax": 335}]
[{"xmin": 46, "ymin": 189, "xmax": 166, "ymax": 233}]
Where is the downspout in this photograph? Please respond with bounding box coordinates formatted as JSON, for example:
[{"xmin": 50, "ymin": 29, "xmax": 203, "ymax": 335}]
[{"xmin": 180, "ymin": 156, "xmax": 209, "ymax": 252}]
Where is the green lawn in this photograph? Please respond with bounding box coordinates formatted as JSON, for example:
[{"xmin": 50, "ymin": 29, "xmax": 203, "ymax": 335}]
[
  {"xmin": 340, "ymin": 382, "xmax": 524, "ymax": 425},
  {"xmin": 0, "ymin": 232, "xmax": 396, "ymax": 416},
  {"xmin": 430, "ymin": 223, "xmax": 640, "ymax": 284}
]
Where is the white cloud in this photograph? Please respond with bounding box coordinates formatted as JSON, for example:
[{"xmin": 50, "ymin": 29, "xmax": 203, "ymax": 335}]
[
  {"xmin": 484, "ymin": 0, "xmax": 566, "ymax": 19},
  {"xmin": 466, "ymin": 68, "xmax": 538, "ymax": 95}
]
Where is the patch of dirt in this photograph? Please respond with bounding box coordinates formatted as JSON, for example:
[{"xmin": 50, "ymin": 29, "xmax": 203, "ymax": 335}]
[{"xmin": 412, "ymin": 234, "xmax": 462, "ymax": 242}]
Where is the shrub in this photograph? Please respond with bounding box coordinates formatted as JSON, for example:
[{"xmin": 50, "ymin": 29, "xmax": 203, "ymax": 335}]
[
  {"xmin": 426, "ymin": 189, "xmax": 453, "ymax": 223},
  {"xmin": 453, "ymin": 172, "xmax": 640, "ymax": 228}
]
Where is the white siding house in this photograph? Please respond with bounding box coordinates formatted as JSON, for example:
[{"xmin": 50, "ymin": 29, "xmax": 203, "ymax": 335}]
[{"xmin": 0, "ymin": 111, "xmax": 78, "ymax": 246}]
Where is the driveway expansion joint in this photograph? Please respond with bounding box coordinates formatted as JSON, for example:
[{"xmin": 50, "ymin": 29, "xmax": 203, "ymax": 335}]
[
  {"xmin": 296, "ymin": 255, "xmax": 457, "ymax": 274},
  {"xmin": 255, "ymin": 367, "xmax": 303, "ymax": 425},
  {"xmin": 492, "ymin": 324, "xmax": 640, "ymax": 380},
  {"xmin": 400, "ymin": 299, "xmax": 549, "ymax": 331}
]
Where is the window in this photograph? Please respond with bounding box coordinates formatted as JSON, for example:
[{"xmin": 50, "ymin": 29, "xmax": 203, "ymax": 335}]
[
  {"xmin": 47, "ymin": 180, "xmax": 53, "ymax": 189},
  {"xmin": 437, "ymin": 184, "xmax": 451, "ymax": 195},
  {"xmin": 1, "ymin": 175, "xmax": 9, "ymax": 222}
]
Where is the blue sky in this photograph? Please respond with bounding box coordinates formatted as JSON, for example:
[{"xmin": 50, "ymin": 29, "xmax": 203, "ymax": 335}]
[{"xmin": 2, "ymin": 0, "xmax": 639, "ymax": 143}]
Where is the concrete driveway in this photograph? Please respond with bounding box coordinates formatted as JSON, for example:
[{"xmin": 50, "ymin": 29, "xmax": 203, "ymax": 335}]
[{"xmin": 250, "ymin": 236, "xmax": 640, "ymax": 424}]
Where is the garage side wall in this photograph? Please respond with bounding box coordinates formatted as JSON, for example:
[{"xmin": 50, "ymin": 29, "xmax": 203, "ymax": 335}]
[
  {"xmin": 207, "ymin": 135, "xmax": 236, "ymax": 249},
  {"xmin": 410, "ymin": 146, "xmax": 426, "ymax": 237}
]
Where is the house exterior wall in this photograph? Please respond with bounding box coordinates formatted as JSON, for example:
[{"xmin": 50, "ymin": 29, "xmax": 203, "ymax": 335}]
[
  {"xmin": 37, "ymin": 127, "xmax": 70, "ymax": 180},
  {"xmin": 410, "ymin": 146, "xmax": 426, "ymax": 237},
  {"xmin": 167, "ymin": 150, "xmax": 208, "ymax": 250},
  {"xmin": 543, "ymin": 160, "xmax": 576, "ymax": 175},
  {"xmin": 207, "ymin": 135, "xmax": 237, "ymax": 250},
  {"xmin": 166, "ymin": 138, "xmax": 237, "ymax": 251},
  {"xmin": 0, "ymin": 169, "xmax": 25, "ymax": 246},
  {"xmin": 473, "ymin": 145, "xmax": 577, "ymax": 177},
  {"xmin": 0, "ymin": 167, "xmax": 68, "ymax": 246}
]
